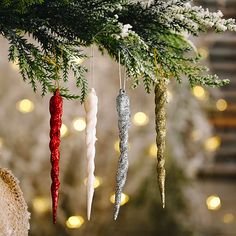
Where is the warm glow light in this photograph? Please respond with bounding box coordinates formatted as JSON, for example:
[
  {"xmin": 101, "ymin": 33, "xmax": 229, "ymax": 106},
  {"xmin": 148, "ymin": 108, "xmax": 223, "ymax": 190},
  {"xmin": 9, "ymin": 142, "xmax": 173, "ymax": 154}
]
[
  {"xmin": 0, "ymin": 137, "xmax": 3, "ymax": 149},
  {"xmin": 149, "ymin": 144, "xmax": 158, "ymax": 158},
  {"xmin": 223, "ymin": 213, "xmax": 235, "ymax": 224},
  {"xmin": 73, "ymin": 118, "xmax": 86, "ymax": 131},
  {"xmin": 114, "ymin": 140, "xmax": 120, "ymax": 152},
  {"xmin": 206, "ymin": 195, "xmax": 221, "ymax": 210},
  {"xmin": 84, "ymin": 176, "xmax": 102, "ymax": 189},
  {"xmin": 191, "ymin": 130, "xmax": 202, "ymax": 141},
  {"xmin": 216, "ymin": 99, "xmax": 227, "ymax": 111},
  {"xmin": 167, "ymin": 90, "xmax": 173, "ymax": 102},
  {"xmin": 114, "ymin": 140, "xmax": 130, "ymax": 153},
  {"xmin": 61, "ymin": 124, "xmax": 69, "ymax": 137},
  {"xmin": 72, "ymin": 57, "xmax": 84, "ymax": 65},
  {"xmin": 192, "ymin": 86, "xmax": 207, "ymax": 100},
  {"xmin": 33, "ymin": 197, "xmax": 51, "ymax": 214},
  {"xmin": 11, "ymin": 61, "xmax": 19, "ymax": 71},
  {"xmin": 198, "ymin": 47, "xmax": 209, "ymax": 59},
  {"xmin": 205, "ymin": 136, "xmax": 221, "ymax": 152},
  {"xmin": 66, "ymin": 216, "xmax": 84, "ymax": 229},
  {"xmin": 110, "ymin": 193, "xmax": 129, "ymax": 206},
  {"xmin": 133, "ymin": 112, "xmax": 149, "ymax": 126},
  {"xmin": 16, "ymin": 99, "xmax": 34, "ymax": 113}
]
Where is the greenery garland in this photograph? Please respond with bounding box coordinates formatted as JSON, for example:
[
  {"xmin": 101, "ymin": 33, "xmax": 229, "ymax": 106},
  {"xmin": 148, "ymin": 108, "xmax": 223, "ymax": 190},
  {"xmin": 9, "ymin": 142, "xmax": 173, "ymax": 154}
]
[{"xmin": 0, "ymin": 0, "xmax": 235, "ymax": 101}]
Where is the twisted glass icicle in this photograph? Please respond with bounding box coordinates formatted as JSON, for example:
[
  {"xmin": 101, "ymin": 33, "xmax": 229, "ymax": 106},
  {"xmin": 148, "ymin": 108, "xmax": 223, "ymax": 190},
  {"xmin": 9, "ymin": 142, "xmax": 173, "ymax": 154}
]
[
  {"xmin": 49, "ymin": 89, "xmax": 63, "ymax": 224},
  {"xmin": 84, "ymin": 88, "xmax": 98, "ymax": 220},
  {"xmin": 155, "ymin": 82, "xmax": 167, "ymax": 208},
  {"xmin": 114, "ymin": 89, "xmax": 131, "ymax": 220}
]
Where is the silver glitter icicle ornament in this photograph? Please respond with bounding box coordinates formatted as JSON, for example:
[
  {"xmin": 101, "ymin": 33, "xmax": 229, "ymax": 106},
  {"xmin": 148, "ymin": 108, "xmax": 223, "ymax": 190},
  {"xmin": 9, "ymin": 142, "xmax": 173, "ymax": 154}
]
[{"xmin": 114, "ymin": 89, "xmax": 131, "ymax": 220}]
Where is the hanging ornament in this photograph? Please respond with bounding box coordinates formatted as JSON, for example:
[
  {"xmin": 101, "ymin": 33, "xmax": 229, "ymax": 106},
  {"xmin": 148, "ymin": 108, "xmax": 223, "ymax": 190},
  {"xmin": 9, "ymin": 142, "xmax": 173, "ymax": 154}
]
[
  {"xmin": 84, "ymin": 88, "xmax": 98, "ymax": 220},
  {"xmin": 154, "ymin": 81, "xmax": 167, "ymax": 208},
  {"xmin": 114, "ymin": 89, "xmax": 131, "ymax": 220},
  {"xmin": 49, "ymin": 89, "xmax": 63, "ymax": 224}
]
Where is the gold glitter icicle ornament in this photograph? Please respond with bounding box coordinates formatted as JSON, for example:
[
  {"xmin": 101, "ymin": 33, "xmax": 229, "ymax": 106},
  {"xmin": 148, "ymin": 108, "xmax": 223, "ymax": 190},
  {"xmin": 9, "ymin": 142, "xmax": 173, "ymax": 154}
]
[{"xmin": 155, "ymin": 81, "xmax": 167, "ymax": 208}]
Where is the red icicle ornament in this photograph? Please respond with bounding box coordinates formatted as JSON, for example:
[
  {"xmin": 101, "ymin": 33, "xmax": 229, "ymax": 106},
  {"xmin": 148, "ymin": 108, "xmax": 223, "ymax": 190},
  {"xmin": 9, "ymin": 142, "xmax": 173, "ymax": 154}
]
[{"xmin": 49, "ymin": 89, "xmax": 63, "ymax": 224}]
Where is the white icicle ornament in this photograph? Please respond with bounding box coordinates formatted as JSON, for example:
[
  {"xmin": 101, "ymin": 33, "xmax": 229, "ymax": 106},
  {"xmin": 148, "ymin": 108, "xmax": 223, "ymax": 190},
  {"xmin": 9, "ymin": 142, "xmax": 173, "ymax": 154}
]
[{"xmin": 84, "ymin": 88, "xmax": 98, "ymax": 220}]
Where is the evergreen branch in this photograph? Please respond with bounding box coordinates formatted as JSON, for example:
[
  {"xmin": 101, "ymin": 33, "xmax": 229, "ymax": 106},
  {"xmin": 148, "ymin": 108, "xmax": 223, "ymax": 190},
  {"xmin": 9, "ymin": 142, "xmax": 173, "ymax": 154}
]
[{"xmin": 1, "ymin": 0, "xmax": 235, "ymax": 100}]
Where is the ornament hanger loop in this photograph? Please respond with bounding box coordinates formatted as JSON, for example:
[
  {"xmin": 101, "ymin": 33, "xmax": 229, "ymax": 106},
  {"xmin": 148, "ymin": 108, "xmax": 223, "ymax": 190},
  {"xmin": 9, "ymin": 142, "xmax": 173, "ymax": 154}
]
[
  {"xmin": 118, "ymin": 51, "xmax": 126, "ymax": 91},
  {"xmin": 90, "ymin": 45, "xmax": 95, "ymax": 87}
]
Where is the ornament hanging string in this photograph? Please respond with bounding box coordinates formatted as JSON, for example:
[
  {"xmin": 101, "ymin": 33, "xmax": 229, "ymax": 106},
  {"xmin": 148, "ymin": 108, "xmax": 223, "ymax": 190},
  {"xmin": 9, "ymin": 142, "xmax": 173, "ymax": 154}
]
[
  {"xmin": 90, "ymin": 45, "xmax": 95, "ymax": 87},
  {"xmin": 118, "ymin": 51, "xmax": 126, "ymax": 90}
]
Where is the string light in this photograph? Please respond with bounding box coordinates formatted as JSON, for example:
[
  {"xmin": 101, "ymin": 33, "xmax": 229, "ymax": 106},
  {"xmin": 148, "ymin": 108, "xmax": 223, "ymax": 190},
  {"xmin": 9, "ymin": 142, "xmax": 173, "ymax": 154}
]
[
  {"xmin": 60, "ymin": 123, "xmax": 69, "ymax": 137},
  {"xmin": 73, "ymin": 118, "xmax": 86, "ymax": 131},
  {"xmin": 84, "ymin": 176, "xmax": 102, "ymax": 188},
  {"xmin": 204, "ymin": 136, "xmax": 221, "ymax": 152},
  {"xmin": 66, "ymin": 216, "xmax": 84, "ymax": 229},
  {"xmin": 133, "ymin": 112, "xmax": 149, "ymax": 126},
  {"xmin": 33, "ymin": 197, "xmax": 51, "ymax": 214},
  {"xmin": 216, "ymin": 99, "xmax": 227, "ymax": 111},
  {"xmin": 223, "ymin": 213, "xmax": 235, "ymax": 224},
  {"xmin": 110, "ymin": 193, "xmax": 129, "ymax": 206},
  {"xmin": 192, "ymin": 86, "xmax": 207, "ymax": 101},
  {"xmin": 16, "ymin": 99, "xmax": 34, "ymax": 113},
  {"xmin": 149, "ymin": 143, "xmax": 158, "ymax": 158},
  {"xmin": 206, "ymin": 195, "xmax": 221, "ymax": 210}
]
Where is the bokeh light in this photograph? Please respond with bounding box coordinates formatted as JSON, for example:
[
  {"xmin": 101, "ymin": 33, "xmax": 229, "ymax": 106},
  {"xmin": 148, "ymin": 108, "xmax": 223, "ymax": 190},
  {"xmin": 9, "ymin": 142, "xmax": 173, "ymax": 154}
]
[
  {"xmin": 133, "ymin": 112, "xmax": 149, "ymax": 126},
  {"xmin": 204, "ymin": 136, "xmax": 221, "ymax": 152},
  {"xmin": 167, "ymin": 90, "xmax": 173, "ymax": 102},
  {"xmin": 223, "ymin": 213, "xmax": 235, "ymax": 224},
  {"xmin": 198, "ymin": 47, "xmax": 209, "ymax": 59},
  {"xmin": 60, "ymin": 123, "xmax": 69, "ymax": 138},
  {"xmin": 216, "ymin": 99, "xmax": 227, "ymax": 111},
  {"xmin": 206, "ymin": 195, "xmax": 221, "ymax": 210},
  {"xmin": 11, "ymin": 61, "xmax": 19, "ymax": 71},
  {"xmin": 33, "ymin": 197, "xmax": 51, "ymax": 214},
  {"xmin": 114, "ymin": 140, "xmax": 130, "ymax": 152},
  {"xmin": 0, "ymin": 137, "xmax": 3, "ymax": 149},
  {"xmin": 66, "ymin": 216, "xmax": 84, "ymax": 229},
  {"xmin": 73, "ymin": 118, "xmax": 86, "ymax": 131},
  {"xmin": 110, "ymin": 193, "xmax": 129, "ymax": 206},
  {"xmin": 191, "ymin": 130, "xmax": 202, "ymax": 141},
  {"xmin": 16, "ymin": 99, "xmax": 34, "ymax": 113},
  {"xmin": 84, "ymin": 176, "xmax": 102, "ymax": 189},
  {"xmin": 72, "ymin": 57, "xmax": 84, "ymax": 65},
  {"xmin": 149, "ymin": 143, "xmax": 158, "ymax": 158},
  {"xmin": 192, "ymin": 86, "xmax": 207, "ymax": 101},
  {"xmin": 114, "ymin": 140, "xmax": 120, "ymax": 152}
]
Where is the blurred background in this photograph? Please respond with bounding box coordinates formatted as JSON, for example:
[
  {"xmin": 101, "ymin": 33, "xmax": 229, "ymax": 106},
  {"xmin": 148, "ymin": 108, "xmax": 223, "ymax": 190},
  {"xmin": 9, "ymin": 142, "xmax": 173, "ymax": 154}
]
[{"xmin": 0, "ymin": 0, "xmax": 236, "ymax": 235}]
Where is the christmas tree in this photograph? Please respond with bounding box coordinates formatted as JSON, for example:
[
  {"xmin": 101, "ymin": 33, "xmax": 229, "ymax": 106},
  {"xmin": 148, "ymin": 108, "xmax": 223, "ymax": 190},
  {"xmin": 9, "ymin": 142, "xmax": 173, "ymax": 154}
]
[{"xmin": 0, "ymin": 0, "xmax": 235, "ymax": 234}]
